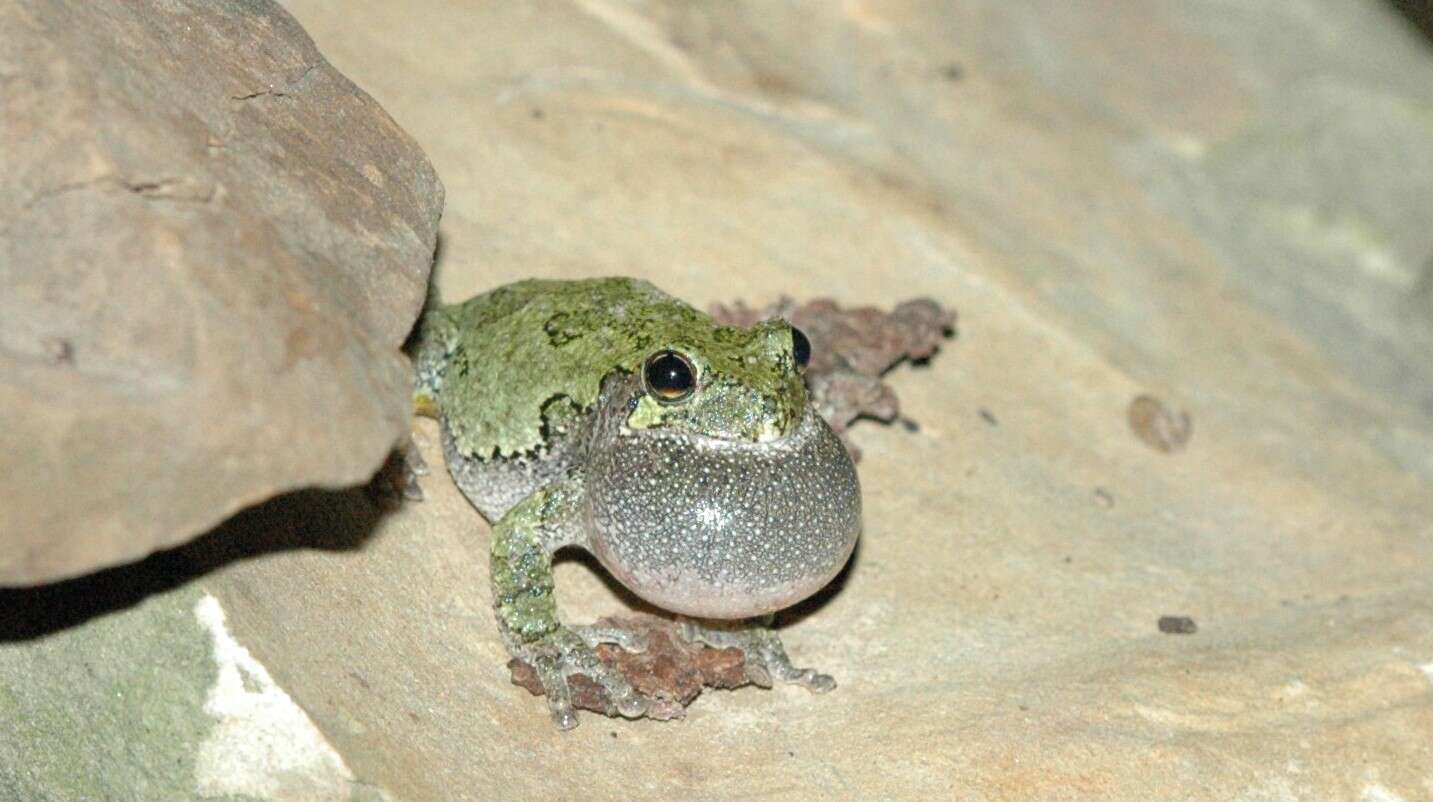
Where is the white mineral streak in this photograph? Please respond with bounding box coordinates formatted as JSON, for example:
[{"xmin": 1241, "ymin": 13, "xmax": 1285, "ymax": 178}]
[
  {"xmin": 1361, "ymin": 768, "xmax": 1407, "ymax": 802},
  {"xmin": 193, "ymin": 593, "xmax": 356, "ymax": 800},
  {"xmin": 1361, "ymin": 784, "xmax": 1405, "ymax": 802}
]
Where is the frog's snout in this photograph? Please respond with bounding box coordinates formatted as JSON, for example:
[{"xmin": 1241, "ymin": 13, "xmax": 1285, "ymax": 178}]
[{"xmin": 587, "ymin": 406, "xmax": 862, "ymax": 619}]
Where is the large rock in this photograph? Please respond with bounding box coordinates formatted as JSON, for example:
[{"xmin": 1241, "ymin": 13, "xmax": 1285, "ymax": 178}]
[{"xmin": 0, "ymin": 0, "xmax": 443, "ymax": 584}]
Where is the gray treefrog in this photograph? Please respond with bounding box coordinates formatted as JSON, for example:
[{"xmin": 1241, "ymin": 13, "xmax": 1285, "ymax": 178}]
[{"xmin": 413, "ymin": 277, "xmax": 861, "ymax": 729}]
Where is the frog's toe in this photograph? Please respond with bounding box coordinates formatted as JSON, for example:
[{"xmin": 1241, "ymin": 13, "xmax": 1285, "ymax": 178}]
[
  {"xmin": 523, "ymin": 629, "xmax": 650, "ymax": 726},
  {"xmin": 781, "ymin": 666, "xmax": 836, "ymax": 693},
  {"xmin": 553, "ymin": 642, "xmax": 648, "ymax": 719},
  {"xmin": 602, "ymin": 675, "xmax": 649, "ymax": 719},
  {"xmin": 683, "ymin": 619, "xmax": 837, "ymax": 694},
  {"xmin": 527, "ymin": 651, "xmax": 580, "ymax": 730},
  {"xmin": 572, "ymin": 623, "xmax": 649, "ymax": 653},
  {"xmin": 549, "ymin": 704, "xmax": 579, "ymax": 730},
  {"xmin": 404, "ymin": 435, "xmax": 430, "ymax": 475},
  {"xmin": 750, "ymin": 644, "xmax": 836, "ymax": 693},
  {"xmin": 398, "ymin": 436, "xmax": 430, "ymax": 501},
  {"xmin": 753, "ymin": 633, "xmax": 836, "ymax": 693}
]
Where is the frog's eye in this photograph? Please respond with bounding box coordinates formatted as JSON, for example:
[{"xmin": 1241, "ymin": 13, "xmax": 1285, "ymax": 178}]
[
  {"xmin": 791, "ymin": 327, "xmax": 811, "ymax": 370},
  {"xmin": 643, "ymin": 350, "xmax": 696, "ymax": 403}
]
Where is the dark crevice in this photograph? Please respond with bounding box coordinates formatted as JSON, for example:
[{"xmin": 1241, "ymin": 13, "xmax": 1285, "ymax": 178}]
[
  {"xmin": 22, "ymin": 175, "xmax": 217, "ymax": 209},
  {"xmin": 20, "ymin": 177, "xmax": 111, "ymax": 210},
  {"xmin": 122, "ymin": 178, "xmax": 181, "ymax": 195},
  {"xmin": 232, "ymin": 62, "xmax": 317, "ymax": 102},
  {"xmin": 232, "ymin": 88, "xmax": 291, "ymax": 101},
  {"xmin": 1386, "ymin": 0, "xmax": 1433, "ymax": 45}
]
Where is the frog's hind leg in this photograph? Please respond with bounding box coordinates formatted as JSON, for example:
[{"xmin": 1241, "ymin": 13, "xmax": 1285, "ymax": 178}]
[
  {"xmin": 390, "ymin": 436, "xmax": 430, "ymax": 502},
  {"xmin": 680, "ymin": 616, "xmax": 836, "ymax": 692},
  {"xmin": 491, "ymin": 480, "xmax": 649, "ymax": 729}
]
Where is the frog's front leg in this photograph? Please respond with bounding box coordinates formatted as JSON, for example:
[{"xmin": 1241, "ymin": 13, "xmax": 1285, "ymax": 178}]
[
  {"xmin": 680, "ymin": 616, "xmax": 836, "ymax": 693},
  {"xmin": 491, "ymin": 479, "xmax": 649, "ymax": 729}
]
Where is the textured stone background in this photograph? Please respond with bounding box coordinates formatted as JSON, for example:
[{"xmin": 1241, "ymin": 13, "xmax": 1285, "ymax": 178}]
[{"xmin": 5, "ymin": 1, "xmax": 1433, "ymax": 800}]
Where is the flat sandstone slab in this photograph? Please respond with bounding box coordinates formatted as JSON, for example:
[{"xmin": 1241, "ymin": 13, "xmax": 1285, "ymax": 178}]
[
  {"xmin": 260, "ymin": 0, "xmax": 1433, "ymax": 796},
  {"xmin": 7, "ymin": 1, "xmax": 1433, "ymax": 801}
]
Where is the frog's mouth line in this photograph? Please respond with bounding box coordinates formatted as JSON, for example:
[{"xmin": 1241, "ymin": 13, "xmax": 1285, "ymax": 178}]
[
  {"xmin": 621, "ymin": 401, "xmax": 824, "ymax": 450},
  {"xmin": 619, "ymin": 364, "xmax": 809, "ymax": 443}
]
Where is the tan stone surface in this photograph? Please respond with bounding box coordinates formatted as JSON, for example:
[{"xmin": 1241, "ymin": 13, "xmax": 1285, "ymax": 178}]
[
  {"xmin": 0, "ymin": 0, "xmax": 442, "ymax": 584},
  {"xmin": 201, "ymin": 0, "xmax": 1433, "ymax": 798}
]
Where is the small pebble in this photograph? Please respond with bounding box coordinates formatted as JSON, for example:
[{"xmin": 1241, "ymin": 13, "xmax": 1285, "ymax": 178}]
[
  {"xmin": 1128, "ymin": 395, "xmax": 1191, "ymax": 453},
  {"xmin": 42, "ymin": 337, "xmax": 74, "ymax": 365},
  {"xmin": 1158, "ymin": 615, "xmax": 1198, "ymax": 635}
]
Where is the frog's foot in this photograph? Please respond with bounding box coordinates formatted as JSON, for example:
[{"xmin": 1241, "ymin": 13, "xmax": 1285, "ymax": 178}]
[
  {"xmin": 572, "ymin": 623, "xmax": 649, "ymax": 653},
  {"xmin": 514, "ymin": 627, "xmax": 649, "ymax": 730},
  {"xmin": 679, "ymin": 619, "xmax": 836, "ymax": 693},
  {"xmin": 365, "ymin": 436, "xmax": 431, "ymax": 506},
  {"xmin": 399, "ymin": 434, "xmax": 430, "ymax": 501}
]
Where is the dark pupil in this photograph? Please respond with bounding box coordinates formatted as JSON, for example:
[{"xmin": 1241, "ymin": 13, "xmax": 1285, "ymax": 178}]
[
  {"xmin": 646, "ymin": 352, "xmax": 694, "ymax": 397},
  {"xmin": 792, "ymin": 327, "xmax": 811, "ymax": 368}
]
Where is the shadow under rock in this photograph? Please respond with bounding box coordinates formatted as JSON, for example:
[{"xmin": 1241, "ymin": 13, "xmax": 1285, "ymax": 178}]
[
  {"xmin": 0, "ymin": 485, "xmax": 389, "ymax": 642},
  {"xmin": 1387, "ymin": 0, "xmax": 1433, "ymax": 44}
]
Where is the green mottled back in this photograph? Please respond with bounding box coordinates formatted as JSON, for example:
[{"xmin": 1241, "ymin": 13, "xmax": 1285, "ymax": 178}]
[{"xmin": 415, "ymin": 277, "xmax": 807, "ymax": 459}]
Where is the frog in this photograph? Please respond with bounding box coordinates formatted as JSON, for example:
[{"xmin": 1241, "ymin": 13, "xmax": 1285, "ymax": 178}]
[{"xmin": 411, "ymin": 277, "xmax": 862, "ymax": 729}]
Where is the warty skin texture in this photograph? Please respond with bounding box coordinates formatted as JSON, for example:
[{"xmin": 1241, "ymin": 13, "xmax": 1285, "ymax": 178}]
[
  {"xmin": 416, "ymin": 278, "xmax": 808, "ymax": 458},
  {"xmin": 415, "ymin": 277, "xmax": 862, "ymax": 729}
]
